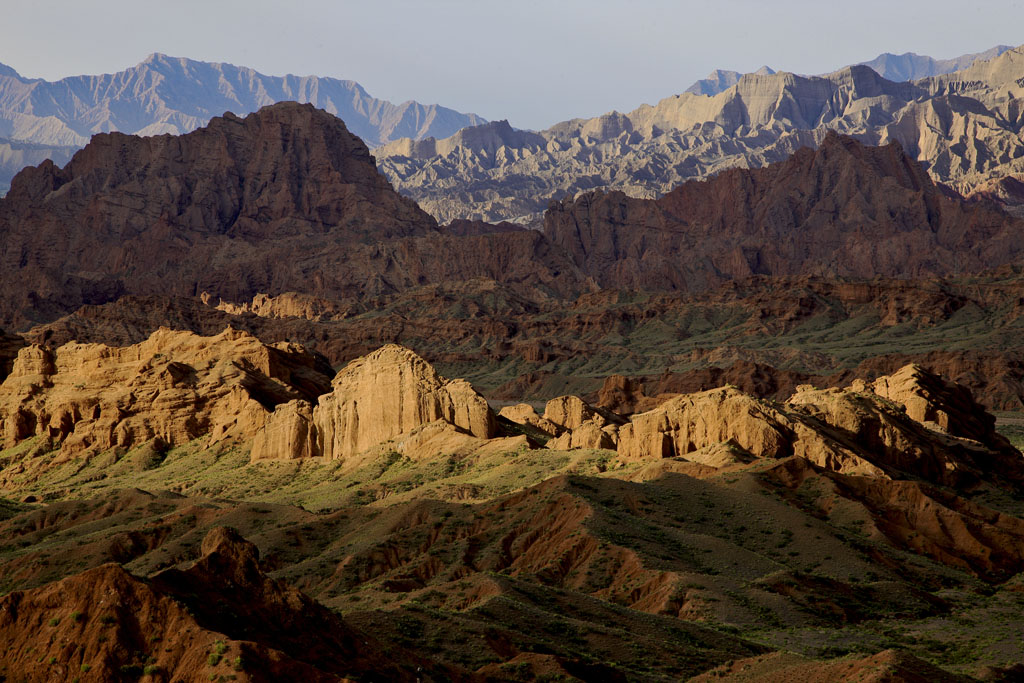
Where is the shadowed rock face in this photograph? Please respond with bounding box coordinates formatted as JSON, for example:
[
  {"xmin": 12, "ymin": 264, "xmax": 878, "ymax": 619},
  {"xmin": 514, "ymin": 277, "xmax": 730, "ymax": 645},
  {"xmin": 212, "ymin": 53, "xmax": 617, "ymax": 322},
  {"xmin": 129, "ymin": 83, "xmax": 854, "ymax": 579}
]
[
  {"xmin": 0, "ymin": 101, "xmax": 438, "ymax": 328},
  {"xmin": 544, "ymin": 133, "xmax": 1024, "ymax": 291}
]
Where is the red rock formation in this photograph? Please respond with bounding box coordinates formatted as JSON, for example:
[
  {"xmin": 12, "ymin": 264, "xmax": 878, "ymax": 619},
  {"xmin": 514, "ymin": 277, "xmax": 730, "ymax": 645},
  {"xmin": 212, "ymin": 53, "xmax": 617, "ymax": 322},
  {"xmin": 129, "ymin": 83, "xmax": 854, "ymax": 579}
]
[
  {"xmin": 545, "ymin": 132, "xmax": 1024, "ymax": 290},
  {"xmin": 0, "ymin": 526, "xmax": 448, "ymax": 681}
]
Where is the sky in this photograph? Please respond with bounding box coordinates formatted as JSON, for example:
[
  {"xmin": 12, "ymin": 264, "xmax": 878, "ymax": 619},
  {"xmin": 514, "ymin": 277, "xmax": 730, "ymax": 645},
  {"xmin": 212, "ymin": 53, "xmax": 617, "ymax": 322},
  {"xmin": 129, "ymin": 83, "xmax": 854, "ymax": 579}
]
[{"xmin": 2, "ymin": 0, "xmax": 1023, "ymax": 130}]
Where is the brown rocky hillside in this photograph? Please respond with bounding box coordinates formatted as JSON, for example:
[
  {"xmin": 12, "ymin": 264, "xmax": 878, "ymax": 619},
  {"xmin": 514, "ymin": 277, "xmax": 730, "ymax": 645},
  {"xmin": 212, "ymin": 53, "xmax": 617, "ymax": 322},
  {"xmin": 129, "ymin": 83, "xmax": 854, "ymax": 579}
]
[
  {"xmin": 0, "ymin": 102, "xmax": 586, "ymax": 330},
  {"xmin": 544, "ymin": 132, "xmax": 1024, "ymax": 290}
]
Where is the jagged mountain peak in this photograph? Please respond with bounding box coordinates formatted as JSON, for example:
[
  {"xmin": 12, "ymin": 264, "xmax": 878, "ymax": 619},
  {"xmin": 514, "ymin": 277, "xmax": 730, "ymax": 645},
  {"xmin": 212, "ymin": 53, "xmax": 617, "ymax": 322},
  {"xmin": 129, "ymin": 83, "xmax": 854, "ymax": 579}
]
[
  {"xmin": 858, "ymin": 44, "xmax": 1014, "ymax": 81},
  {"xmin": 0, "ymin": 62, "xmax": 21, "ymax": 80}
]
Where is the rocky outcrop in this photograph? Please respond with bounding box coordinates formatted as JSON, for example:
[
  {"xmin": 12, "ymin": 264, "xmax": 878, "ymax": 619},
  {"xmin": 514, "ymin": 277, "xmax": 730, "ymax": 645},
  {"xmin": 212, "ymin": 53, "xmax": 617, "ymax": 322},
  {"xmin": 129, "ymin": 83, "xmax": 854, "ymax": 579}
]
[
  {"xmin": 497, "ymin": 403, "xmax": 562, "ymax": 436},
  {"xmin": 316, "ymin": 345, "xmax": 495, "ymax": 460},
  {"xmin": 379, "ymin": 46, "xmax": 1024, "ymax": 225},
  {"xmin": 618, "ymin": 366, "xmax": 1024, "ymax": 486},
  {"xmin": 618, "ymin": 387, "xmax": 798, "ymax": 462},
  {"xmin": 543, "ymin": 395, "xmax": 603, "ymax": 431},
  {"xmin": 250, "ymin": 400, "xmax": 318, "ymax": 461},
  {"xmin": 539, "ymin": 395, "xmax": 625, "ymax": 451},
  {"xmin": 867, "ymin": 363, "xmax": 1013, "ymax": 451},
  {"xmin": 545, "ymin": 133, "xmax": 1024, "ymax": 291},
  {"xmin": 212, "ymin": 291, "xmax": 361, "ymax": 321},
  {"xmin": 253, "ymin": 344, "xmax": 497, "ymax": 463},
  {"xmin": 0, "ymin": 327, "xmax": 333, "ymax": 460},
  {"xmin": 545, "ymin": 420, "xmax": 618, "ymax": 451}
]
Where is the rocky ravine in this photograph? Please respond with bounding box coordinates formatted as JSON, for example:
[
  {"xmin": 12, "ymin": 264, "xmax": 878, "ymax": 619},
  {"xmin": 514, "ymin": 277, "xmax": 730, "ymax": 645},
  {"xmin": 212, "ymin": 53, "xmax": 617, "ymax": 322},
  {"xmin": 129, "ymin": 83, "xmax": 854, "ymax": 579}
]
[{"xmin": 377, "ymin": 45, "xmax": 1024, "ymax": 223}]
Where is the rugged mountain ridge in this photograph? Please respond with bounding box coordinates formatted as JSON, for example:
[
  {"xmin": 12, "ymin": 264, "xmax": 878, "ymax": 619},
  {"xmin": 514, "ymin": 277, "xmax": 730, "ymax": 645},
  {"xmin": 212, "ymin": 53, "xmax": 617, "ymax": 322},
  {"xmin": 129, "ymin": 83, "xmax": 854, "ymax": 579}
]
[
  {"xmin": 378, "ymin": 45, "xmax": 1024, "ymax": 223},
  {"xmin": 856, "ymin": 44, "xmax": 1014, "ymax": 82},
  {"xmin": 685, "ymin": 45, "xmax": 1013, "ymax": 97},
  {"xmin": 0, "ymin": 102, "xmax": 587, "ymax": 329},
  {"xmin": 0, "ymin": 53, "xmax": 483, "ymax": 149}
]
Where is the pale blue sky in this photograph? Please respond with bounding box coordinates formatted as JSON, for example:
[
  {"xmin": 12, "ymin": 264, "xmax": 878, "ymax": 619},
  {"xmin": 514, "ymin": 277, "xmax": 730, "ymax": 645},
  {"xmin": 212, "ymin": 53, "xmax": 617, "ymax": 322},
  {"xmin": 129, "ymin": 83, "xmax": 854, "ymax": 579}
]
[{"xmin": 2, "ymin": 0, "xmax": 1022, "ymax": 129}]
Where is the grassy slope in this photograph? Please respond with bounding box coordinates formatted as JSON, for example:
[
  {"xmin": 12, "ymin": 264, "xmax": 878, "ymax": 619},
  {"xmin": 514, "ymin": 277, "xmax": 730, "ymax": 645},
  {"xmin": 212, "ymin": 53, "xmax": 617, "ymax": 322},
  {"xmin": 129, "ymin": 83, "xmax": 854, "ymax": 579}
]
[{"xmin": 2, "ymin": 435, "xmax": 1023, "ymax": 678}]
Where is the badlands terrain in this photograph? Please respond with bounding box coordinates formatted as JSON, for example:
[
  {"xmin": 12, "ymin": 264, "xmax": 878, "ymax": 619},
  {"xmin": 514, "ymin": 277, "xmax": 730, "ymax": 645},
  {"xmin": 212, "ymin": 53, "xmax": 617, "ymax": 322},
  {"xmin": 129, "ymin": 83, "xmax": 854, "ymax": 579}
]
[{"xmin": 0, "ymin": 44, "xmax": 1023, "ymax": 682}]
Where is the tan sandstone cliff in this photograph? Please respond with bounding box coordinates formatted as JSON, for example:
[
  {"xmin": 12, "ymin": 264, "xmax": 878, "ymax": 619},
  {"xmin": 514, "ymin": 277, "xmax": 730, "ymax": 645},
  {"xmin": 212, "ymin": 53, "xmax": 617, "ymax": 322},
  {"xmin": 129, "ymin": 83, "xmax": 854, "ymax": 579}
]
[
  {"xmin": 617, "ymin": 365, "xmax": 1023, "ymax": 486},
  {"xmin": 0, "ymin": 327, "xmax": 333, "ymax": 462},
  {"xmin": 251, "ymin": 344, "xmax": 497, "ymax": 463}
]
